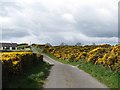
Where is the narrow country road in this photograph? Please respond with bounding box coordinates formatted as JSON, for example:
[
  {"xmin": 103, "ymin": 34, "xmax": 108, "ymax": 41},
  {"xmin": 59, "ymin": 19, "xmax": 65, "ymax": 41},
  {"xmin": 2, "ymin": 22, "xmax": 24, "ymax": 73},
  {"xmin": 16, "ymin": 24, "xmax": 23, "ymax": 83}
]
[
  {"xmin": 32, "ymin": 47, "xmax": 108, "ymax": 88},
  {"xmin": 43, "ymin": 54, "xmax": 108, "ymax": 88}
]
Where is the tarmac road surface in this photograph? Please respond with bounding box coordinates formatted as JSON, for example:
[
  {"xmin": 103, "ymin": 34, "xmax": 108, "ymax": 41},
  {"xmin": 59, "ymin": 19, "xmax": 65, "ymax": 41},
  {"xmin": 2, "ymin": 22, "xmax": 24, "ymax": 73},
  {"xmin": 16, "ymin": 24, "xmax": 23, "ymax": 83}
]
[{"xmin": 43, "ymin": 54, "xmax": 108, "ymax": 88}]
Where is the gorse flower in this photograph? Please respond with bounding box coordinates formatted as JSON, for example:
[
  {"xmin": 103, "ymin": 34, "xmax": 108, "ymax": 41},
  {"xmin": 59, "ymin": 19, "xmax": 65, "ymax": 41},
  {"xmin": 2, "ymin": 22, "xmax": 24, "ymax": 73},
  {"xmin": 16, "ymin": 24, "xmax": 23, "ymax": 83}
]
[
  {"xmin": 1, "ymin": 52, "xmax": 43, "ymax": 75},
  {"xmin": 43, "ymin": 45, "xmax": 120, "ymax": 73}
]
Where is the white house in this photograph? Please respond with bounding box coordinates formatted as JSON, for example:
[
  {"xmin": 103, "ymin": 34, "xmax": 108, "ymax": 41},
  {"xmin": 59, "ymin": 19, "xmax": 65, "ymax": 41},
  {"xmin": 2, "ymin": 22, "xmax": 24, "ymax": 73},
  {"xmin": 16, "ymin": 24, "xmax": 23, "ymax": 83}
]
[{"xmin": 0, "ymin": 43, "xmax": 17, "ymax": 50}]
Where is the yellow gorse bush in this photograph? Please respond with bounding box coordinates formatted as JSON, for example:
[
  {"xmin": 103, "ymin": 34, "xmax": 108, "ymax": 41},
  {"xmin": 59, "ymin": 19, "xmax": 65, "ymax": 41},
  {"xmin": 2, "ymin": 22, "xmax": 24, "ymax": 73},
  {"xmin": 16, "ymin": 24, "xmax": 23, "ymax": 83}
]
[
  {"xmin": 1, "ymin": 52, "xmax": 43, "ymax": 85},
  {"xmin": 43, "ymin": 44, "xmax": 120, "ymax": 73},
  {"xmin": 0, "ymin": 52, "xmax": 33, "ymax": 61}
]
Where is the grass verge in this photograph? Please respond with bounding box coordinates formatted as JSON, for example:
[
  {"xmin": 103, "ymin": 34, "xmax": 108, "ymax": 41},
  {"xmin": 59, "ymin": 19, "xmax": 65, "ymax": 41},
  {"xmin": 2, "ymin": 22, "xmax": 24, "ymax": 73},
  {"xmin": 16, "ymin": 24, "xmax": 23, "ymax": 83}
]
[
  {"xmin": 45, "ymin": 53, "xmax": 119, "ymax": 89},
  {"xmin": 5, "ymin": 61, "xmax": 51, "ymax": 89}
]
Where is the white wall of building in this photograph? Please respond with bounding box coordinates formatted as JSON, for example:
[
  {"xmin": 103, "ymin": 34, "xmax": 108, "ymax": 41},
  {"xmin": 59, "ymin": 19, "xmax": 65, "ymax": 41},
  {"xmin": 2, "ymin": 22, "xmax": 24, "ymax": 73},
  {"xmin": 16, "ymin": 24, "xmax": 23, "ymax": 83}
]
[
  {"xmin": 10, "ymin": 47, "xmax": 12, "ymax": 50},
  {"xmin": 0, "ymin": 47, "xmax": 17, "ymax": 50},
  {"xmin": 15, "ymin": 47, "xmax": 17, "ymax": 50},
  {"xmin": 0, "ymin": 47, "xmax": 3, "ymax": 50}
]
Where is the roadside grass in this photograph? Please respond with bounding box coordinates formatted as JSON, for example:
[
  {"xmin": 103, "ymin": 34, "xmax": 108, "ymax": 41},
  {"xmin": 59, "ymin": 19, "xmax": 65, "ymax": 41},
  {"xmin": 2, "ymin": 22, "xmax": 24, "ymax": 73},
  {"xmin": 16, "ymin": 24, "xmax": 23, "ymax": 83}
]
[
  {"xmin": 45, "ymin": 53, "xmax": 69, "ymax": 64},
  {"xmin": 77, "ymin": 60, "xmax": 119, "ymax": 89},
  {"xmin": 45, "ymin": 53, "xmax": 119, "ymax": 89},
  {"xmin": 5, "ymin": 61, "xmax": 51, "ymax": 89}
]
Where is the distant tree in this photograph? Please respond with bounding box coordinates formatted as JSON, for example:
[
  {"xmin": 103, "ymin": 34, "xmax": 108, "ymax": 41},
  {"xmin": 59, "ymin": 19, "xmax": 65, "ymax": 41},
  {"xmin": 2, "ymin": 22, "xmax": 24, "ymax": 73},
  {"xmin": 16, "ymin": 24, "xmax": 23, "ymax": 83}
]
[
  {"xmin": 31, "ymin": 44, "xmax": 36, "ymax": 46},
  {"xmin": 75, "ymin": 42, "xmax": 82, "ymax": 46},
  {"xmin": 21, "ymin": 43, "xmax": 28, "ymax": 45},
  {"xmin": 92, "ymin": 43, "xmax": 96, "ymax": 45},
  {"xmin": 46, "ymin": 43, "xmax": 52, "ymax": 46},
  {"xmin": 59, "ymin": 42, "xmax": 68, "ymax": 46}
]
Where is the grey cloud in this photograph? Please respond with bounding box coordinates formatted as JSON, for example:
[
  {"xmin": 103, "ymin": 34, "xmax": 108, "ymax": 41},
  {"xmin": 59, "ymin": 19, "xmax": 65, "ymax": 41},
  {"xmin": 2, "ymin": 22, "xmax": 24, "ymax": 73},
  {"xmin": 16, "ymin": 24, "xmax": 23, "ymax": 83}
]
[
  {"xmin": 2, "ymin": 29, "xmax": 30, "ymax": 39},
  {"xmin": 74, "ymin": 5, "xmax": 118, "ymax": 38},
  {"xmin": 76, "ymin": 21, "xmax": 118, "ymax": 37},
  {"xmin": 0, "ymin": 0, "xmax": 118, "ymax": 45}
]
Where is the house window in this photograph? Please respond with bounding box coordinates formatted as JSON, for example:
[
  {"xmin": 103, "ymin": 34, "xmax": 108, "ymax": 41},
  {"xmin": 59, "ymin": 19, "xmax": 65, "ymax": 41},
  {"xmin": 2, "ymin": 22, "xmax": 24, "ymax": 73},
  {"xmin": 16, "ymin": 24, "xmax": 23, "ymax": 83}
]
[
  {"xmin": 12, "ymin": 47, "xmax": 15, "ymax": 50},
  {"xmin": 6, "ymin": 47, "xmax": 9, "ymax": 50}
]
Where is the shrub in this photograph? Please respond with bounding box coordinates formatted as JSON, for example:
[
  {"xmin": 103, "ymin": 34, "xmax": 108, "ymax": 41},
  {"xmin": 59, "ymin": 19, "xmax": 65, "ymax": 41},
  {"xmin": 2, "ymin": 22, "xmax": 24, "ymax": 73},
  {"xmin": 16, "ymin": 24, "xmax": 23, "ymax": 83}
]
[
  {"xmin": 42, "ymin": 44, "xmax": 120, "ymax": 73},
  {"xmin": 0, "ymin": 52, "xmax": 43, "ymax": 87}
]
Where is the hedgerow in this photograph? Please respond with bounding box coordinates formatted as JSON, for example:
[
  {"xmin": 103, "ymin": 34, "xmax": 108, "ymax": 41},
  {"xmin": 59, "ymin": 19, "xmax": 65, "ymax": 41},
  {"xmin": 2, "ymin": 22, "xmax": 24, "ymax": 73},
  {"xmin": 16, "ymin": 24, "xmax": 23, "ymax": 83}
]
[
  {"xmin": 0, "ymin": 52, "xmax": 43, "ymax": 87},
  {"xmin": 42, "ymin": 44, "xmax": 120, "ymax": 73}
]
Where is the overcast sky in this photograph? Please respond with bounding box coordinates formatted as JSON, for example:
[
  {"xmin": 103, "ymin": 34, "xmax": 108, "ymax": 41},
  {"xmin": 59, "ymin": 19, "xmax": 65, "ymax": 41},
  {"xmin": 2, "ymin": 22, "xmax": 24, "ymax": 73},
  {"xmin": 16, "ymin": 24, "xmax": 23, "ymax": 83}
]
[{"xmin": 0, "ymin": 0, "xmax": 119, "ymax": 45}]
